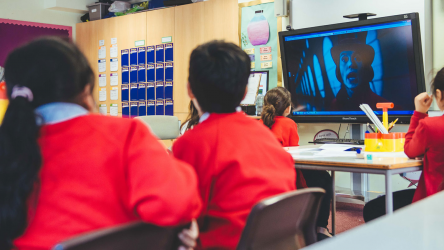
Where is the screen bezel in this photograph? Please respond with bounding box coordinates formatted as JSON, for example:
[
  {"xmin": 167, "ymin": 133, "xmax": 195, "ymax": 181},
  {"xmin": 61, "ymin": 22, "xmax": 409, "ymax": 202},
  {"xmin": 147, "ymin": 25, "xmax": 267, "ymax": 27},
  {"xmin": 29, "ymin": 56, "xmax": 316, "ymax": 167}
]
[{"xmin": 279, "ymin": 13, "xmax": 425, "ymax": 124}]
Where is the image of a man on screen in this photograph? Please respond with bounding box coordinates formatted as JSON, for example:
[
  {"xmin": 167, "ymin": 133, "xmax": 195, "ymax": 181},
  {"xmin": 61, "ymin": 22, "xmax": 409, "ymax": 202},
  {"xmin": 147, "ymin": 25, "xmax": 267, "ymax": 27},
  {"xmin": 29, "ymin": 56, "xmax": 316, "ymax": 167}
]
[{"xmin": 330, "ymin": 32, "xmax": 399, "ymax": 111}]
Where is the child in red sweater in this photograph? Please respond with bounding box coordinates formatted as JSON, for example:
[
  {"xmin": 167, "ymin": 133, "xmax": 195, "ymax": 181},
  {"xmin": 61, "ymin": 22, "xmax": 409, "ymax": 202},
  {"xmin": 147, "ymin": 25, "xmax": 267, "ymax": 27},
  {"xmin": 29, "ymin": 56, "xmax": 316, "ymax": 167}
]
[
  {"xmin": 173, "ymin": 41, "xmax": 296, "ymax": 250},
  {"xmin": 0, "ymin": 38, "xmax": 201, "ymax": 250},
  {"xmin": 261, "ymin": 87, "xmax": 332, "ymax": 241},
  {"xmin": 363, "ymin": 68, "xmax": 444, "ymax": 221}
]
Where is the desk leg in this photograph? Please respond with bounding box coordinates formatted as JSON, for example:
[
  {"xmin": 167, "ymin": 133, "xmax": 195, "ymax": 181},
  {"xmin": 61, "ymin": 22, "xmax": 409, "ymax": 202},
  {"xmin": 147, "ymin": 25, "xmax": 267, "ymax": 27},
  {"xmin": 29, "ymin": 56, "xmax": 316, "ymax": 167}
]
[
  {"xmin": 331, "ymin": 170, "xmax": 336, "ymax": 235},
  {"xmin": 385, "ymin": 172, "xmax": 393, "ymax": 215}
]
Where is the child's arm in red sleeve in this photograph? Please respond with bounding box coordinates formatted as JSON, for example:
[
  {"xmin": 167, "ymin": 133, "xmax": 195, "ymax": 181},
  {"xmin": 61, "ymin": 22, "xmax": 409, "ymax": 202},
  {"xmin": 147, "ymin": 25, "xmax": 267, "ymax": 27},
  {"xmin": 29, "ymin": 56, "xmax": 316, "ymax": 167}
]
[
  {"xmin": 126, "ymin": 120, "xmax": 202, "ymax": 226},
  {"xmin": 404, "ymin": 111, "xmax": 429, "ymax": 159}
]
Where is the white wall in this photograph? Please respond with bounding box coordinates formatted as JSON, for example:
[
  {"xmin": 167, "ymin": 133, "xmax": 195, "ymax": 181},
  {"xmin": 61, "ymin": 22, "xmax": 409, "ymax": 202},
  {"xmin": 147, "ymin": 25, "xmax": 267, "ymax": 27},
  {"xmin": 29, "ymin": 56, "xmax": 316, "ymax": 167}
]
[{"xmin": 0, "ymin": 0, "xmax": 84, "ymax": 40}]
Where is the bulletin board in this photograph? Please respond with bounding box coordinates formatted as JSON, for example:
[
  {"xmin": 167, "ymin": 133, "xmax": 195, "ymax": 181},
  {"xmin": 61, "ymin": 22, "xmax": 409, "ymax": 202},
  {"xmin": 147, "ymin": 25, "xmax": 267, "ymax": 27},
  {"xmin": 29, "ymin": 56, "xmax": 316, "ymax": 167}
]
[{"xmin": 239, "ymin": 0, "xmax": 282, "ymax": 88}]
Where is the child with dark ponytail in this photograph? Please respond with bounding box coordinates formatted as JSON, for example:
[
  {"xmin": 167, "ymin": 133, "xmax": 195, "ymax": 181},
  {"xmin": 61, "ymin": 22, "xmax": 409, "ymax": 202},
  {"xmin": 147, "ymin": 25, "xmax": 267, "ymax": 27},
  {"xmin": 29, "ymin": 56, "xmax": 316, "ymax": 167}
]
[
  {"xmin": 0, "ymin": 37, "xmax": 201, "ymax": 250},
  {"xmin": 261, "ymin": 87, "xmax": 333, "ymax": 241}
]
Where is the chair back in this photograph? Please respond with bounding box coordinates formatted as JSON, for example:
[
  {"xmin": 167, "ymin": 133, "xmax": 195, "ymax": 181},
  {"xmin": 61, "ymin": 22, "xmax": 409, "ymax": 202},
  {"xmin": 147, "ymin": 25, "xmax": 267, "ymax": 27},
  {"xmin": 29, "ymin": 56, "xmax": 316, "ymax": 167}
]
[
  {"xmin": 135, "ymin": 116, "xmax": 180, "ymax": 140},
  {"xmin": 52, "ymin": 222, "xmax": 184, "ymax": 250},
  {"xmin": 236, "ymin": 188, "xmax": 325, "ymax": 250}
]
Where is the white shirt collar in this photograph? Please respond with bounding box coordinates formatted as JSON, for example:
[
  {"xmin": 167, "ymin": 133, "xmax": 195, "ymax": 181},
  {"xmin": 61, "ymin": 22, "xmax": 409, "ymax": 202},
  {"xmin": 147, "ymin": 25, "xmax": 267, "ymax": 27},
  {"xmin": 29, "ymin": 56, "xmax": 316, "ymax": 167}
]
[{"xmin": 199, "ymin": 107, "xmax": 242, "ymax": 123}]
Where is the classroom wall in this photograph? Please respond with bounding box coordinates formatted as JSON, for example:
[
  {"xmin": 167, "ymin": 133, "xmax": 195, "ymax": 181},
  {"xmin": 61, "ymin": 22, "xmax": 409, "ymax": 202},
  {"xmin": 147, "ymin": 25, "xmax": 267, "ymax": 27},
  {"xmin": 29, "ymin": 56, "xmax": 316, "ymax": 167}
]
[{"xmin": 0, "ymin": 0, "xmax": 83, "ymax": 40}]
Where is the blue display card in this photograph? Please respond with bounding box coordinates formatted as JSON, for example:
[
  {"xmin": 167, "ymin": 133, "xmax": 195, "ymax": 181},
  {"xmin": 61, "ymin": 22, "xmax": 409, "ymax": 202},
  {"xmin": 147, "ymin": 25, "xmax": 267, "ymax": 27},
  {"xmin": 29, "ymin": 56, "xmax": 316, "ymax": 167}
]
[
  {"xmin": 156, "ymin": 100, "xmax": 164, "ymax": 115},
  {"xmin": 146, "ymin": 46, "xmax": 155, "ymax": 64},
  {"xmin": 147, "ymin": 100, "xmax": 156, "ymax": 115},
  {"xmin": 122, "ymin": 67, "xmax": 129, "ymax": 84},
  {"xmin": 147, "ymin": 64, "xmax": 156, "ymax": 82},
  {"xmin": 165, "ymin": 43, "xmax": 173, "ymax": 62},
  {"xmin": 138, "ymin": 64, "xmax": 146, "ymax": 83},
  {"xmin": 130, "ymin": 102, "xmax": 138, "ymax": 118},
  {"xmin": 121, "ymin": 49, "xmax": 129, "ymax": 67},
  {"xmin": 165, "ymin": 99, "xmax": 173, "ymax": 116},
  {"xmin": 130, "ymin": 83, "xmax": 138, "ymax": 101},
  {"xmin": 122, "ymin": 102, "xmax": 129, "ymax": 117},
  {"xmin": 156, "ymin": 63, "xmax": 164, "ymax": 82},
  {"xmin": 147, "ymin": 82, "xmax": 155, "ymax": 100},
  {"xmin": 165, "ymin": 62, "xmax": 173, "ymax": 81},
  {"xmin": 130, "ymin": 66, "xmax": 138, "ymax": 83},
  {"xmin": 156, "ymin": 44, "xmax": 164, "ymax": 63},
  {"xmin": 121, "ymin": 84, "xmax": 129, "ymax": 102},
  {"xmin": 156, "ymin": 82, "xmax": 164, "ymax": 99},
  {"xmin": 138, "ymin": 101, "xmax": 146, "ymax": 116},
  {"xmin": 138, "ymin": 47, "xmax": 146, "ymax": 65},
  {"xmin": 164, "ymin": 81, "xmax": 173, "ymax": 99},
  {"xmin": 138, "ymin": 83, "xmax": 146, "ymax": 100}
]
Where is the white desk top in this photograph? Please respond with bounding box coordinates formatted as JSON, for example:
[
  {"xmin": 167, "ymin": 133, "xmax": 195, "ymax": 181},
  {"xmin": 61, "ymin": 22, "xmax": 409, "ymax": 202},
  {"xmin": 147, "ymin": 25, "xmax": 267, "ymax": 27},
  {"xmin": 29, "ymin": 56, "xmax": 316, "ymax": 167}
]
[
  {"xmin": 288, "ymin": 145, "xmax": 422, "ymax": 170},
  {"xmin": 303, "ymin": 191, "xmax": 444, "ymax": 250}
]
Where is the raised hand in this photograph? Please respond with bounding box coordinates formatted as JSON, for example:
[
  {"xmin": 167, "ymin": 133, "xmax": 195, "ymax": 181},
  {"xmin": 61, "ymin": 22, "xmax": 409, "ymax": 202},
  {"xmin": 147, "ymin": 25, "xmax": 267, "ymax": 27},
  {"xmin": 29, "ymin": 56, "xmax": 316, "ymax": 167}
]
[{"xmin": 414, "ymin": 92, "xmax": 433, "ymax": 114}]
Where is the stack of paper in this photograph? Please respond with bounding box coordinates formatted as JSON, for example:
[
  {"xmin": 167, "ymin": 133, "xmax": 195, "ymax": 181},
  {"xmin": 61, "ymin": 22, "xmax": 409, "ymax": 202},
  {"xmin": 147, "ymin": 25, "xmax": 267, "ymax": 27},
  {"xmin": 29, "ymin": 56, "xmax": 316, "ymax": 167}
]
[{"xmin": 360, "ymin": 104, "xmax": 388, "ymax": 134}]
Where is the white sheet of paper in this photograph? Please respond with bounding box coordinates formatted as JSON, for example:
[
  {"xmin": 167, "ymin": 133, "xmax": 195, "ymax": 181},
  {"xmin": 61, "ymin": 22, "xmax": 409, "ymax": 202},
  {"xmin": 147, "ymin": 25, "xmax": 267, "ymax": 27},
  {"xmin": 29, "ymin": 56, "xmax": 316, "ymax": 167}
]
[
  {"xmin": 319, "ymin": 144, "xmax": 355, "ymax": 150},
  {"xmin": 99, "ymin": 104, "xmax": 107, "ymax": 115},
  {"xmin": 99, "ymin": 40, "xmax": 105, "ymax": 46},
  {"xmin": 99, "ymin": 88, "xmax": 106, "ymax": 101},
  {"xmin": 98, "ymin": 60, "xmax": 106, "ymax": 73},
  {"xmin": 241, "ymin": 73, "xmax": 261, "ymax": 105},
  {"xmin": 99, "ymin": 74, "xmax": 106, "ymax": 87},
  {"xmin": 110, "ymin": 44, "xmax": 118, "ymax": 58},
  {"xmin": 98, "ymin": 46, "xmax": 106, "ymax": 59},
  {"xmin": 110, "ymin": 87, "xmax": 118, "ymax": 100},
  {"xmin": 111, "ymin": 38, "xmax": 117, "ymax": 45},
  {"xmin": 110, "ymin": 104, "xmax": 118, "ymax": 116},
  {"xmin": 285, "ymin": 147, "xmax": 321, "ymax": 154},
  {"xmin": 110, "ymin": 73, "xmax": 118, "ymax": 86},
  {"xmin": 110, "ymin": 58, "xmax": 118, "ymax": 72}
]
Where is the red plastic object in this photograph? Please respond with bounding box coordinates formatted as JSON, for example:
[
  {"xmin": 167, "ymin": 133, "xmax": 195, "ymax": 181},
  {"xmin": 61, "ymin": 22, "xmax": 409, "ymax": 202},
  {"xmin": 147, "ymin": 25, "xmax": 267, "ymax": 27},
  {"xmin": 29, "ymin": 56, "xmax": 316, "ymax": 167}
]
[{"xmin": 0, "ymin": 82, "xmax": 7, "ymax": 100}]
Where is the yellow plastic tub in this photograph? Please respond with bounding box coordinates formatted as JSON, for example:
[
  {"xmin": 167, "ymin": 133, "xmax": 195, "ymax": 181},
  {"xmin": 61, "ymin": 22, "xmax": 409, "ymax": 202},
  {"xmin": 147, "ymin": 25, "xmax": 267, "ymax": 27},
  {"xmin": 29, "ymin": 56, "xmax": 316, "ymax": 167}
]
[
  {"xmin": 365, "ymin": 132, "xmax": 404, "ymax": 152},
  {"xmin": 365, "ymin": 133, "xmax": 383, "ymax": 152},
  {"xmin": 0, "ymin": 82, "xmax": 7, "ymax": 124}
]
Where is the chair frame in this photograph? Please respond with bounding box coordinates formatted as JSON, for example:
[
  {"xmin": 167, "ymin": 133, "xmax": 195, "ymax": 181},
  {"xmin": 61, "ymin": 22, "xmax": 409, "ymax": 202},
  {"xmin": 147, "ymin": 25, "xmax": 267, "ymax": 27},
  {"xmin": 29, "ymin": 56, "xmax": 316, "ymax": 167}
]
[{"xmin": 237, "ymin": 188, "xmax": 325, "ymax": 250}]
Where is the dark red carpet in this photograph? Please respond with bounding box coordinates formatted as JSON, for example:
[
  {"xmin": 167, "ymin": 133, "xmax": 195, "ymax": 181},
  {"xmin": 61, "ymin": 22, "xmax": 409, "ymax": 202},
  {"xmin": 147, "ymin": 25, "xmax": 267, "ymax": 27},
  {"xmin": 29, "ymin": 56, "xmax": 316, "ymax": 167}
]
[{"xmin": 327, "ymin": 202, "xmax": 365, "ymax": 234}]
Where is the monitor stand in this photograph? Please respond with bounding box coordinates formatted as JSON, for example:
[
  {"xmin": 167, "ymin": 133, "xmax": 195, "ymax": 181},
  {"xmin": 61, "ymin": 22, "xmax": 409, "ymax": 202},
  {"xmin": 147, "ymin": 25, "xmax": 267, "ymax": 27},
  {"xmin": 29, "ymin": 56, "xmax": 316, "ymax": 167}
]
[{"xmin": 351, "ymin": 124, "xmax": 370, "ymax": 202}]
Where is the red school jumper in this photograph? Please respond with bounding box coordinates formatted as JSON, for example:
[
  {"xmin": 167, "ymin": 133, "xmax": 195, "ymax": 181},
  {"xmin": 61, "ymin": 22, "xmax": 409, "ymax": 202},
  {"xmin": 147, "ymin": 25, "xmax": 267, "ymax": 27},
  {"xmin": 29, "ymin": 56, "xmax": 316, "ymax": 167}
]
[
  {"xmin": 14, "ymin": 115, "xmax": 202, "ymax": 250},
  {"xmin": 263, "ymin": 116, "xmax": 300, "ymax": 147},
  {"xmin": 405, "ymin": 111, "xmax": 444, "ymax": 203},
  {"xmin": 173, "ymin": 112, "xmax": 296, "ymax": 250},
  {"xmin": 260, "ymin": 116, "xmax": 306, "ymax": 188}
]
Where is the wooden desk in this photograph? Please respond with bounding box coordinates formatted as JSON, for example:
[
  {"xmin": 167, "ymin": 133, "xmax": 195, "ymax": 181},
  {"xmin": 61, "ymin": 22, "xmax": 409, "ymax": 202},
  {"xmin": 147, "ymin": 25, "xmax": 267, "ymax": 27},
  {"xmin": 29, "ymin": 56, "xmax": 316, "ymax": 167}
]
[
  {"xmin": 248, "ymin": 115, "xmax": 261, "ymax": 120},
  {"xmin": 303, "ymin": 191, "xmax": 444, "ymax": 250},
  {"xmin": 289, "ymin": 145, "xmax": 423, "ymax": 235}
]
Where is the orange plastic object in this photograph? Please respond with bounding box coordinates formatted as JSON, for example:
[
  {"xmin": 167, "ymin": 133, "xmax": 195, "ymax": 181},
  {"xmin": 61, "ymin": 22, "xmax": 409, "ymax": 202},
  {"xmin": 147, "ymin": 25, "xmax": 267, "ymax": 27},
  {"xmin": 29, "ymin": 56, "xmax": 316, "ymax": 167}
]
[
  {"xmin": 0, "ymin": 82, "xmax": 8, "ymax": 124},
  {"xmin": 376, "ymin": 103, "xmax": 394, "ymax": 130}
]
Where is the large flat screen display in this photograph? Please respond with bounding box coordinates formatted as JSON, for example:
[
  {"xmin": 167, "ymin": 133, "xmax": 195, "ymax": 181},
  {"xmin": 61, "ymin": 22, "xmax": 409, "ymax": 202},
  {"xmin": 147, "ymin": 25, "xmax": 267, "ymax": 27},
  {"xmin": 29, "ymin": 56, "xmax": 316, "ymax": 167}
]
[{"xmin": 279, "ymin": 13, "xmax": 425, "ymax": 123}]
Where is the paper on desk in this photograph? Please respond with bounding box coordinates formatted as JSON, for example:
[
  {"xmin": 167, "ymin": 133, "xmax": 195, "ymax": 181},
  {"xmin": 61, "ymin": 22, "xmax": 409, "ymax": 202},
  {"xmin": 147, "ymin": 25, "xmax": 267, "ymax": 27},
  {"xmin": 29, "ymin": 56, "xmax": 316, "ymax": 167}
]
[
  {"xmin": 314, "ymin": 151, "xmax": 357, "ymax": 157},
  {"xmin": 285, "ymin": 147, "xmax": 320, "ymax": 153},
  {"xmin": 319, "ymin": 144, "xmax": 355, "ymax": 150}
]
